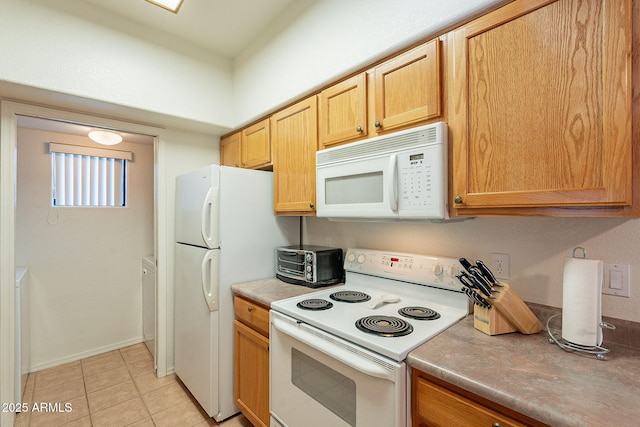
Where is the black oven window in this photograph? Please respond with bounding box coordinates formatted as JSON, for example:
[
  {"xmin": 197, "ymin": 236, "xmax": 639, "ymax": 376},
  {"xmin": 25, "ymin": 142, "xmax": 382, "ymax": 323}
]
[{"xmin": 291, "ymin": 348, "xmax": 356, "ymax": 426}]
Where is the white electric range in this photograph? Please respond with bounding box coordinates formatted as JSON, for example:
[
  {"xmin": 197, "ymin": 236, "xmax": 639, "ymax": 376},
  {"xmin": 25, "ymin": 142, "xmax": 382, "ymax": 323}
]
[{"xmin": 270, "ymin": 248, "xmax": 471, "ymax": 427}]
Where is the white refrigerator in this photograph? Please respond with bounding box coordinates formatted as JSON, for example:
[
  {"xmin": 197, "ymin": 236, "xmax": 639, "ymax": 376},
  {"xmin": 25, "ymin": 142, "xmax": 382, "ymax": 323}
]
[{"xmin": 174, "ymin": 165, "xmax": 298, "ymax": 421}]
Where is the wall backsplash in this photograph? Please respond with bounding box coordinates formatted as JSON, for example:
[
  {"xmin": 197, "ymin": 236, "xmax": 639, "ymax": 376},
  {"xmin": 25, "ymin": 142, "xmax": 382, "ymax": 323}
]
[{"xmin": 303, "ymin": 216, "xmax": 640, "ymax": 323}]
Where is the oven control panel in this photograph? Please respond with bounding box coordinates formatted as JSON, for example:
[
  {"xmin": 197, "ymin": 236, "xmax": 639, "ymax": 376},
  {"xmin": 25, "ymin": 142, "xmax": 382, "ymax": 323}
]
[{"xmin": 344, "ymin": 248, "xmax": 464, "ymax": 291}]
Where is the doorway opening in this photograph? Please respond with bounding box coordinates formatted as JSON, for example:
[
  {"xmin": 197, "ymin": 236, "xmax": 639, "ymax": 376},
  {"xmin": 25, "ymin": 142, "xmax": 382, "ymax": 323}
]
[{"xmin": 0, "ymin": 101, "xmax": 169, "ymax": 425}]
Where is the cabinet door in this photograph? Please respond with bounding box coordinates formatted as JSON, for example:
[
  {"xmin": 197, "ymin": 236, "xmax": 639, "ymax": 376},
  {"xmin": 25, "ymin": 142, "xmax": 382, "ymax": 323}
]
[
  {"xmin": 234, "ymin": 320, "xmax": 270, "ymax": 427},
  {"xmin": 220, "ymin": 132, "xmax": 241, "ymax": 168},
  {"xmin": 242, "ymin": 118, "xmax": 272, "ymax": 169},
  {"xmin": 450, "ymin": 0, "xmax": 632, "ymax": 213},
  {"xmin": 372, "ymin": 38, "xmax": 442, "ymax": 134},
  {"xmin": 413, "ymin": 374, "xmax": 529, "ymax": 427},
  {"xmin": 318, "ymin": 72, "xmax": 367, "ymax": 148},
  {"xmin": 271, "ymin": 96, "xmax": 318, "ymax": 215}
]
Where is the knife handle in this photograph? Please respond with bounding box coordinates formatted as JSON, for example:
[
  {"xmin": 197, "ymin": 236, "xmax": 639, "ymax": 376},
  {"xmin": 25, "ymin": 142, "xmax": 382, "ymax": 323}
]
[
  {"xmin": 462, "ymin": 287, "xmax": 491, "ymax": 309},
  {"xmin": 459, "ymin": 257, "xmax": 474, "ymax": 273},
  {"xmin": 456, "ymin": 273, "xmax": 476, "ymax": 291},
  {"xmin": 476, "ymin": 260, "xmax": 503, "ymax": 286},
  {"xmin": 467, "ymin": 266, "xmax": 496, "ymax": 298}
]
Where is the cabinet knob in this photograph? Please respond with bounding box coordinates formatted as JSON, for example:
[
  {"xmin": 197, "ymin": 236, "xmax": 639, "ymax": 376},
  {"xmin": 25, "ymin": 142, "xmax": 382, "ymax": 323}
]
[
  {"xmin": 241, "ymin": 162, "xmax": 246, "ymax": 167},
  {"xmin": 356, "ymin": 125, "xmax": 363, "ymax": 133},
  {"xmin": 247, "ymin": 306, "xmax": 254, "ymax": 312},
  {"xmin": 454, "ymin": 196, "xmax": 463, "ymax": 204},
  {"xmin": 310, "ymin": 202, "xmax": 315, "ymax": 209},
  {"xmin": 374, "ymin": 121, "xmax": 381, "ymax": 128}
]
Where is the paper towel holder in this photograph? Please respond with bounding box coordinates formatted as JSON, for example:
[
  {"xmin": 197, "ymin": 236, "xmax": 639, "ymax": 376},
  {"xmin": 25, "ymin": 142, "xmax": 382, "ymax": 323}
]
[
  {"xmin": 572, "ymin": 246, "xmax": 587, "ymax": 259},
  {"xmin": 547, "ymin": 314, "xmax": 615, "ymax": 360},
  {"xmin": 547, "ymin": 246, "xmax": 616, "ymax": 360}
]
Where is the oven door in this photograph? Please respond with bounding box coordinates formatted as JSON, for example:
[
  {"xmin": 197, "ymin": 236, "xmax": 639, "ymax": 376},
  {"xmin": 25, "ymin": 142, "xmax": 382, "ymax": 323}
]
[{"xmin": 270, "ymin": 311, "xmax": 406, "ymax": 427}]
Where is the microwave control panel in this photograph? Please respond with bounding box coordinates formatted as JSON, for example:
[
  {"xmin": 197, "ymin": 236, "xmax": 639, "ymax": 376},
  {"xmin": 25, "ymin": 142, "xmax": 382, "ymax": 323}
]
[{"xmin": 396, "ymin": 143, "xmax": 445, "ymax": 216}]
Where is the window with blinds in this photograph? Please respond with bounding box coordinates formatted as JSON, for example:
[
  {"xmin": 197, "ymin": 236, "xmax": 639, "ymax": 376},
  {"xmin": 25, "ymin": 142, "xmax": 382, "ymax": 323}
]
[{"xmin": 49, "ymin": 143, "xmax": 132, "ymax": 207}]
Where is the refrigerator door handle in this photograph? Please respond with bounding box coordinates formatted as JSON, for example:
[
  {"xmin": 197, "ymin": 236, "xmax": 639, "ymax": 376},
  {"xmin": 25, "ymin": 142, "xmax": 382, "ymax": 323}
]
[
  {"xmin": 201, "ymin": 187, "xmax": 219, "ymax": 248},
  {"xmin": 201, "ymin": 250, "xmax": 219, "ymax": 312}
]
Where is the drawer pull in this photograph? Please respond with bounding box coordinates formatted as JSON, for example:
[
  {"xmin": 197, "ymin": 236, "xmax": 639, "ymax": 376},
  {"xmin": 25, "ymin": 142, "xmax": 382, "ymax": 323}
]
[{"xmin": 247, "ymin": 306, "xmax": 254, "ymax": 312}]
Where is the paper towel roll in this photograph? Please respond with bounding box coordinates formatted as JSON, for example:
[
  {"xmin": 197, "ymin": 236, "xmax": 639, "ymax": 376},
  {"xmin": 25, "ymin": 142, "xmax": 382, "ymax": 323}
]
[{"xmin": 562, "ymin": 257, "xmax": 603, "ymax": 347}]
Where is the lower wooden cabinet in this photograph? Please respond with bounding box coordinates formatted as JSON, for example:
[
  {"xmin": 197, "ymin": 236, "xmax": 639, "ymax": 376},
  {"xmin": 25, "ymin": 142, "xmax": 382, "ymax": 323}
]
[
  {"xmin": 412, "ymin": 370, "xmax": 547, "ymax": 427},
  {"xmin": 234, "ymin": 296, "xmax": 270, "ymax": 427}
]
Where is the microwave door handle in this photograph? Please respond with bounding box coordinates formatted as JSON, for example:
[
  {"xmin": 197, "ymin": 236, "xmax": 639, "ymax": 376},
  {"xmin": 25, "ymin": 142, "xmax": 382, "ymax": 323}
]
[{"xmin": 387, "ymin": 154, "xmax": 398, "ymax": 211}]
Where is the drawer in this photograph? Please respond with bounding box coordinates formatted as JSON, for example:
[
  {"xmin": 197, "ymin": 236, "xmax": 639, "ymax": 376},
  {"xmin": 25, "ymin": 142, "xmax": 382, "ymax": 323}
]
[
  {"xmin": 414, "ymin": 374, "xmax": 528, "ymax": 427},
  {"xmin": 234, "ymin": 296, "xmax": 270, "ymax": 337}
]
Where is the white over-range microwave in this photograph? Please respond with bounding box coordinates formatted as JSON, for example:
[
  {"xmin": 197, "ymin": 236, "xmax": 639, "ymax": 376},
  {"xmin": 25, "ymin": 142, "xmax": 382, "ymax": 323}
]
[{"xmin": 316, "ymin": 122, "xmax": 447, "ymax": 220}]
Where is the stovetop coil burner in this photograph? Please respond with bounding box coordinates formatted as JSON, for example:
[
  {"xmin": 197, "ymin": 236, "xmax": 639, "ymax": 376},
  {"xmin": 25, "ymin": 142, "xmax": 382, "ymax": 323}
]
[
  {"xmin": 398, "ymin": 306, "xmax": 441, "ymax": 321},
  {"xmin": 296, "ymin": 299, "xmax": 333, "ymax": 311},
  {"xmin": 330, "ymin": 290, "xmax": 371, "ymax": 303},
  {"xmin": 355, "ymin": 315, "xmax": 413, "ymax": 337}
]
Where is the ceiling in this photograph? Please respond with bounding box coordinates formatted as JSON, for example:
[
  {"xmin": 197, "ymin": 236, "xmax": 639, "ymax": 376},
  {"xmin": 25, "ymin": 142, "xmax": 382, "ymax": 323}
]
[
  {"xmin": 79, "ymin": 0, "xmax": 300, "ymax": 58},
  {"xmin": 19, "ymin": 0, "xmax": 301, "ymax": 141}
]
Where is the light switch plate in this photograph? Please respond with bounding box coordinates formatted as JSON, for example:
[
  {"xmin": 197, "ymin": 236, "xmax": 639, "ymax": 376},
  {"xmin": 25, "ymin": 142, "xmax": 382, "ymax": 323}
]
[{"xmin": 602, "ymin": 263, "xmax": 630, "ymax": 297}]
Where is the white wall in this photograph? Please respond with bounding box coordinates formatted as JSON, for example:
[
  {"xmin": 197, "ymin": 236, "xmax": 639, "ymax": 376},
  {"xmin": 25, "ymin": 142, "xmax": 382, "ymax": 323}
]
[
  {"xmin": 232, "ymin": 0, "xmax": 509, "ymax": 125},
  {"xmin": 304, "ymin": 216, "xmax": 640, "ymax": 323},
  {"xmin": 158, "ymin": 129, "xmax": 220, "ymax": 372},
  {"xmin": 0, "ymin": 0, "xmax": 233, "ymax": 129},
  {"xmin": 15, "ymin": 128, "xmax": 154, "ymax": 370}
]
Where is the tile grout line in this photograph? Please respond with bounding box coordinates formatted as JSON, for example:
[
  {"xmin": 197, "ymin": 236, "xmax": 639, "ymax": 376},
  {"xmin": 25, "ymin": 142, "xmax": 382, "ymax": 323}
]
[
  {"xmin": 20, "ymin": 344, "xmax": 232, "ymax": 427},
  {"xmin": 79, "ymin": 354, "xmax": 93, "ymax": 427},
  {"xmin": 119, "ymin": 347, "xmax": 155, "ymax": 427}
]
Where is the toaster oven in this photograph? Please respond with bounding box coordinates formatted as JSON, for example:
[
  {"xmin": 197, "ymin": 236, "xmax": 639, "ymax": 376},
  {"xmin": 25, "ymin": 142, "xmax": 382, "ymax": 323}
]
[{"xmin": 276, "ymin": 245, "xmax": 343, "ymax": 288}]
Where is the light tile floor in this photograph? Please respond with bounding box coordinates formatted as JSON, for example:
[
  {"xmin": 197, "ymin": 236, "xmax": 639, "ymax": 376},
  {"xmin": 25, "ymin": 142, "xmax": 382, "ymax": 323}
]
[{"xmin": 15, "ymin": 343, "xmax": 253, "ymax": 427}]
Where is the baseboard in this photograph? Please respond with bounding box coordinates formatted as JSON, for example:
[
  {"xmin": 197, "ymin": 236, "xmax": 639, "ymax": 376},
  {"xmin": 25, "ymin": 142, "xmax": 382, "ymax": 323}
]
[{"xmin": 29, "ymin": 336, "xmax": 144, "ymax": 372}]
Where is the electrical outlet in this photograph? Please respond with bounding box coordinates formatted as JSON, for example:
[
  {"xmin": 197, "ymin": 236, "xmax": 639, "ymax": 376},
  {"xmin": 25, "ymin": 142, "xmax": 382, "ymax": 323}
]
[{"xmin": 491, "ymin": 253, "xmax": 510, "ymax": 280}]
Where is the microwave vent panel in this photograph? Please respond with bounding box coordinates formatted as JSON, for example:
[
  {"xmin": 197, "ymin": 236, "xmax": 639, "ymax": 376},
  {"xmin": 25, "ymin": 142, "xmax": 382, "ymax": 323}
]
[{"xmin": 317, "ymin": 123, "xmax": 443, "ymax": 165}]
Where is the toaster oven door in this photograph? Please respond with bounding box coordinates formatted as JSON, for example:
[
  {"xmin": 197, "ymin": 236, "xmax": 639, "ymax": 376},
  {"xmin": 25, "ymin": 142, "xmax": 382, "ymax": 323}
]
[{"xmin": 277, "ymin": 250, "xmax": 306, "ymax": 281}]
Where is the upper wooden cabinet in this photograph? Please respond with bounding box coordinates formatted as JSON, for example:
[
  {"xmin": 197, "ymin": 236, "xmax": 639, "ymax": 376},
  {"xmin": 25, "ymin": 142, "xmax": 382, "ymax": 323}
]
[
  {"xmin": 318, "ymin": 72, "xmax": 368, "ymax": 149},
  {"xmin": 271, "ymin": 96, "xmax": 318, "ymax": 216},
  {"xmin": 371, "ymin": 38, "xmax": 442, "ymax": 134},
  {"xmin": 242, "ymin": 119, "xmax": 272, "ymax": 169},
  {"xmin": 220, "ymin": 118, "xmax": 272, "ymax": 170},
  {"xmin": 220, "ymin": 131, "xmax": 241, "ymax": 168},
  {"xmin": 449, "ymin": 0, "xmax": 634, "ymax": 215}
]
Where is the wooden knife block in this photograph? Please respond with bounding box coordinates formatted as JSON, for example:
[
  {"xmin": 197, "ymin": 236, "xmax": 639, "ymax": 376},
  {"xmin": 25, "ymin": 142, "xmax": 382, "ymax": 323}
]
[
  {"xmin": 474, "ymin": 304, "xmax": 518, "ymax": 335},
  {"xmin": 473, "ymin": 282, "xmax": 542, "ymax": 336}
]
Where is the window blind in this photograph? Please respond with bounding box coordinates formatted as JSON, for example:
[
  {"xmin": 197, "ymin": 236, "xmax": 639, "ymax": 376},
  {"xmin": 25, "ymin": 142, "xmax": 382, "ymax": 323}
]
[{"xmin": 49, "ymin": 143, "xmax": 131, "ymax": 207}]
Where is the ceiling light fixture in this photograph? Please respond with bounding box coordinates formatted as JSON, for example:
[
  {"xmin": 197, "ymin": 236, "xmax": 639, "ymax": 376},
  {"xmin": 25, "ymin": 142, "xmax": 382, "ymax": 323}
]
[
  {"xmin": 88, "ymin": 130, "xmax": 123, "ymax": 146},
  {"xmin": 145, "ymin": 0, "xmax": 184, "ymax": 13}
]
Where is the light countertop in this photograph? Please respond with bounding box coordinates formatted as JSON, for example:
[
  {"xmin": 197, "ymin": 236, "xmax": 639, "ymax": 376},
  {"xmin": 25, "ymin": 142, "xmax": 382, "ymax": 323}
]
[
  {"xmin": 231, "ymin": 277, "xmax": 342, "ymax": 307},
  {"xmin": 408, "ymin": 315, "xmax": 640, "ymax": 427}
]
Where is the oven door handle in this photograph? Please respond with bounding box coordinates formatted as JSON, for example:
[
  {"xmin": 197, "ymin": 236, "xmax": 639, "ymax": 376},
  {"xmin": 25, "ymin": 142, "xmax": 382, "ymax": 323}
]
[{"xmin": 272, "ymin": 317, "xmax": 397, "ymax": 382}]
